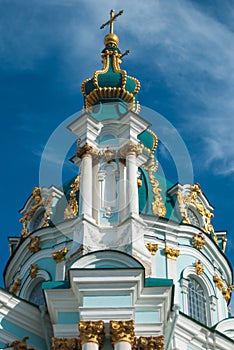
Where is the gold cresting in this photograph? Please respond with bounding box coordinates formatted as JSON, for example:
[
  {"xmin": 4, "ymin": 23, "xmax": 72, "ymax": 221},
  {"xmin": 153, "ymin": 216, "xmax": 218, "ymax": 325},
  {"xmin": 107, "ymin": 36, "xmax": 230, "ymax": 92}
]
[
  {"xmin": 52, "ymin": 247, "xmax": 68, "ymax": 263},
  {"xmin": 139, "ymin": 335, "xmax": 164, "ymax": 350},
  {"xmin": 52, "ymin": 337, "xmax": 77, "ymax": 350},
  {"xmin": 110, "ymin": 320, "xmax": 137, "ymax": 348},
  {"xmin": 78, "ymin": 320, "xmax": 105, "ymax": 348},
  {"xmin": 64, "ymin": 175, "xmax": 80, "ymax": 219},
  {"xmin": 177, "ymin": 183, "xmax": 217, "ymax": 243},
  {"xmin": 164, "ymin": 246, "xmax": 180, "ymax": 260},
  {"xmin": 19, "ymin": 187, "xmax": 53, "ymax": 238},
  {"xmin": 145, "ymin": 242, "xmax": 159, "ymax": 255},
  {"xmin": 192, "ymin": 232, "xmax": 206, "ymax": 250}
]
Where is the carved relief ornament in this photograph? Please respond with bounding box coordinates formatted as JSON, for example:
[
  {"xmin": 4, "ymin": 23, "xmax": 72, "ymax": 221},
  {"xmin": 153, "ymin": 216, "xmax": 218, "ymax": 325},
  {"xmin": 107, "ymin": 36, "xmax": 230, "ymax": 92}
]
[
  {"xmin": 28, "ymin": 236, "xmax": 40, "ymax": 253},
  {"xmin": 139, "ymin": 335, "xmax": 164, "ymax": 350},
  {"xmin": 110, "ymin": 320, "xmax": 137, "ymax": 348},
  {"xmin": 10, "ymin": 278, "xmax": 21, "ymax": 294},
  {"xmin": 52, "ymin": 247, "xmax": 68, "ymax": 263},
  {"xmin": 192, "ymin": 232, "xmax": 206, "ymax": 250},
  {"xmin": 30, "ymin": 264, "xmax": 38, "ymax": 279},
  {"xmin": 145, "ymin": 242, "xmax": 159, "ymax": 255},
  {"xmin": 164, "ymin": 246, "xmax": 180, "ymax": 260},
  {"xmin": 195, "ymin": 260, "xmax": 204, "ymax": 275},
  {"xmin": 52, "ymin": 337, "xmax": 77, "ymax": 350},
  {"xmin": 78, "ymin": 320, "xmax": 105, "ymax": 347}
]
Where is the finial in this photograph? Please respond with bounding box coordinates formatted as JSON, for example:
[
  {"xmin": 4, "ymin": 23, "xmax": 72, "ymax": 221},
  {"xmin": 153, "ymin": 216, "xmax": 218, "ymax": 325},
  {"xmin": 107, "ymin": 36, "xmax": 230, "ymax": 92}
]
[{"xmin": 100, "ymin": 9, "xmax": 124, "ymax": 34}]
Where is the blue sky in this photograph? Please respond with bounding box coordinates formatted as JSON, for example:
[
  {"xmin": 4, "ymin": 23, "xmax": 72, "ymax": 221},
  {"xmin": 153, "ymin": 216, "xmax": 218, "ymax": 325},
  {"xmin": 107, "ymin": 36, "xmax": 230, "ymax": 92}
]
[{"xmin": 1, "ymin": 0, "xmax": 234, "ymax": 310}]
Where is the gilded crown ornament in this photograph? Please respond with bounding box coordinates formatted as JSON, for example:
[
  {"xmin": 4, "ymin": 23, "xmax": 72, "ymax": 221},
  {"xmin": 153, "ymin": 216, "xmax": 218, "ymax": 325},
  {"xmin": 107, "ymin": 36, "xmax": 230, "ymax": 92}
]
[
  {"xmin": 28, "ymin": 236, "xmax": 40, "ymax": 253},
  {"xmin": 195, "ymin": 260, "xmax": 204, "ymax": 275},
  {"xmin": 145, "ymin": 242, "xmax": 159, "ymax": 255},
  {"xmin": 52, "ymin": 247, "xmax": 68, "ymax": 263},
  {"xmin": 192, "ymin": 232, "xmax": 206, "ymax": 250},
  {"xmin": 139, "ymin": 335, "xmax": 164, "ymax": 350},
  {"xmin": 110, "ymin": 320, "xmax": 137, "ymax": 347},
  {"xmin": 78, "ymin": 320, "xmax": 105, "ymax": 347},
  {"xmin": 164, "ymin": 246, "xmax": 180, "ymax": 260},
  {"xmin": 81, "ymin": 9, "xmax": 140, "ymax": 113}
]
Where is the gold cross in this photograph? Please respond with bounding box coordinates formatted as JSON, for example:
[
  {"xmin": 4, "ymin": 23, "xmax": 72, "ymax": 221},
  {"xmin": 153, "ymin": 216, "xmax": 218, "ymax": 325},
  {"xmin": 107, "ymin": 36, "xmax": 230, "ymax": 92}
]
[{"xmin": 100, "ymin": 9, "xmax": 124, "ymax": 34}]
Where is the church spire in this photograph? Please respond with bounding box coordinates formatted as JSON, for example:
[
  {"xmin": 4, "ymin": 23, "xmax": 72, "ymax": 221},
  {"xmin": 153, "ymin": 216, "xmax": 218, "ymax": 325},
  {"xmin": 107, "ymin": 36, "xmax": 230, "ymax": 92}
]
[{"xmin": 81, "ymin": 9, "xmax": 140, "ymax": 114}]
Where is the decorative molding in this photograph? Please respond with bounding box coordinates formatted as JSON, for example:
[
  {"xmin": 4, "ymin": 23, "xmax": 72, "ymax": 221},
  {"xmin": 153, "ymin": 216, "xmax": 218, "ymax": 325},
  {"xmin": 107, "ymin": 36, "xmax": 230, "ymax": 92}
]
[
  {"xmin": 64, "ymin": 175, "xmax": 80, "ymax": 219},
  {"xmin": 9, "ymin": 336, "xmax": 34, "ymax": 350},
  {"xmin": 110, "ymin": 320, "xmax": 137, "ymax": 347},
  {"xmin": 28, "ymin": 236, "xmax": 40, "ymax": 253},
  {"xmin": 52, "ymin": 247, "xmax": 68, "ymax": 263},
  {"xmin": 195, "ymin": 260, "xmax": 204, "ymax": 275},
  {"xmin": 10, "ymin": 278, "xmax": 21, "ymax": 294},
  {"xmin": 143, "ymin": 155, "xmax": 166, "ymax": 217},
  {"xmin": 78, "ymin": 320, "xmax": 105, "ymax": 347},
  {"xmin": 164, "ymin": 246, "xmax": 180, "ymax": 260},
  {"xmin": 139, "ymin": 335, "xmax": 164, "ymax": 350},
  {"xmin": 192, "ymin": 232, "xmax": 206, "ymax": 249},
  {"xmin": 52, "ymin": 337, "xmax": 77, "ymax": 350},
  {"xmin": 145, "ymin": 242, "xmax": 158, "ymax": 255},
  {"xmin": 29, "ymin": 264, "xmax": 38, "ymax": 279}
]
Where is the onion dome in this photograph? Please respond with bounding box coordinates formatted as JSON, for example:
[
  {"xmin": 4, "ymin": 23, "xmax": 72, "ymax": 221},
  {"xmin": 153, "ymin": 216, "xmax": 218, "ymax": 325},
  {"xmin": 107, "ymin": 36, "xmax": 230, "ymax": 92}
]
[{"xmin": 81, "ymin": 10, "xmax": 140, "ymax": 113}]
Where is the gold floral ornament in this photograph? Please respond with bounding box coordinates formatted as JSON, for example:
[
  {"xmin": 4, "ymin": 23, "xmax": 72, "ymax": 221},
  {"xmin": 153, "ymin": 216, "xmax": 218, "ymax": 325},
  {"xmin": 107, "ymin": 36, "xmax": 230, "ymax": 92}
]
[
  {"xmin": 9, "ymin": 336, "xmax": 34, "ymax": 350},
  {"xmin": 64, "ymin": 175, "xmax": 80, "ymax": 219},
  {"xmin": 52, "ymin": 337, "xmax": 77, "ymax": 350},
  {"xmin": 195, "ymin": 260, "xmax": 204, "ymax": 275},
  {"xmin": 145, "ymin": 242, "xmax": 159, "ymax": 255},
  {"xmin": 139, "ymin": 335, "xmax": 164, "ymax": 350},
  {"xmin": 110, "ymin": 320, "xmax": 137, "ymax": 348},
  {"xmin": 30, "ymin": 264, "xmax": 38, "ymax": 279},
  {"xmin": 28, "ymin": 236, "xmax": 40, "ymax": 253},
  {"xmin": 213, "ymin": 274, "xmax": 225, "ymax": 290},
  {"xmin": 78, "ymin": 320, "xmax": 105, "ymax": 348},
  {"xmin": 10, "ymin": 278, "xmax": 21, "ymax": 295},
  {"xmin": 164, "ymin": 246, "xmax": 180, "ymax": 260},
  {"xmin": 52, "ymin": 247, "xmax": 68, "ymax": 263},
  {"xmin": 192, "ymin": 232, "xmax": 206, "ymax": 249},
  {"xmin": 177, "ymin": 183, "xmax": 217, "ymax": 242},
  {"xmin": 19, "ymin": 187, "xmax": 54, "ymax": 237},
  {"xmin": 222, "ymin": 286, "xmax": 234, "ymax": 302}
]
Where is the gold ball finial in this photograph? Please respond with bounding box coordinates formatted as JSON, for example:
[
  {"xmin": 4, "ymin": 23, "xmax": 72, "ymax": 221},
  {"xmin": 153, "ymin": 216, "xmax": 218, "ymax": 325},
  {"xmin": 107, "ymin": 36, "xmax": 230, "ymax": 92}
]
[{"xmin": 104, "ymin": 33, "xmax": 119, "ymax": 47}]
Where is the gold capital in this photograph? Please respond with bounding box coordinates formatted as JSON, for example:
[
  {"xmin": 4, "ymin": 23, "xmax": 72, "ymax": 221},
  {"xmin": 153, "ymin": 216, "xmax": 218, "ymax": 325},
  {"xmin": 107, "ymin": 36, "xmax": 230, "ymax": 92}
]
[
  {"xmin": 79, "ymin": 320, "xmax": 105, "ymax": 348},
  {"xmin": 76, "ymin": 143, "xmax": 99, "ymax": 159},
  {"xmin": 139, "ymin": 335, "xmax": 164, "ymax": 350},
  {"xmin": 110, "ymin": 320, "xmax": 137, "ymax": 347},
  {"xmin": 52, "ymin": 337, "xmax": 77, "ymax": 350},
  {"xmin": 164, "ymin": 246, "xmax": 180, "ymax": 260}
]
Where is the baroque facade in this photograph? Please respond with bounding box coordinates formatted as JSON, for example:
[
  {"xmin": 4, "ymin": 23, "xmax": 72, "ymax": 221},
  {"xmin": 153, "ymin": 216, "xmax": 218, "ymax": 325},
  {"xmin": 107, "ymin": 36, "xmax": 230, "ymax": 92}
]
[{"xmin": 1, "ymin": 10, "xmax": 234, "ymax": 350}]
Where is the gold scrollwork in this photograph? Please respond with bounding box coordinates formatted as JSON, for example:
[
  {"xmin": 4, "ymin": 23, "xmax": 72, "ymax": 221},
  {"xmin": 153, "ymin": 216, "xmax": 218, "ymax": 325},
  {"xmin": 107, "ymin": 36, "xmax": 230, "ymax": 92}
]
[
  {"xmin": 78, "ymin": 320, "xmax": 105, "ymax": 348},
  {"xmin": 177, "ymin": 183, "xmax": 217, "ymax": 242},
  {"xmin": 145, "ymin": 242, "xmax": 159, "ymax": 255},
  {"xmin": 64, "ymin": 175, "xmax": 80, "ymax": 219},
  {"xmin": 192, "ymin": 232, "xmax": 206, "ymax": 249},
  {"xmin": 52, "ymin": 247, "xmax": 68, "ymax": 263},
  {"xmin": 52, "ymin": 337, "xmax": 77, "ymax": 350},
  {"xmin": 195, "ymin": 260, "xmax": 204, "ymax": 275},
  {"xmin": 139, "ymin": 335, "xmax": 164, "ymax": 350},
  {"xmin": 30, "ymin": 264, "xmax": 38, "ymax": 279},
  {"xmin": 10, "ymin": 278, "xmax": 21, "ymax": 295},
  {"xmin": 143, "ymin": 154, "xmax": 166, "ymax": 217},
  {"xmin": 110, "ymin": 320, "xmax": 137, "ymax": 347},
  {"xmin": 28, "ymin": 236, "xmax": 40, "ymax": 253},
  {"xmin": 164, "ymin": 246, "xmax": 180, "ymax": 260}
]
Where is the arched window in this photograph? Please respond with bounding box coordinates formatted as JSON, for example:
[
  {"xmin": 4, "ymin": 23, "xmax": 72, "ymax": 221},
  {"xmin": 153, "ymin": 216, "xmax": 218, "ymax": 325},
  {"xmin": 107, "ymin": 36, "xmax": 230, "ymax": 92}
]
[
  {"xmin": 188, "ymin": 277, "xmax": 207, "ymax": 324},
  {"xmin": 29, "ymin": 281, "xmax": 45, "ymax": 306}
]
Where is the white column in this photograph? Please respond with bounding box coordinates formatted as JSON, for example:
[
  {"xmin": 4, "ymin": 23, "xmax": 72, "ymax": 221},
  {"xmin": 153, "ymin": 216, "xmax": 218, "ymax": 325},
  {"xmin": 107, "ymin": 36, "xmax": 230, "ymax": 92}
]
[
  {"xmin": 114, "ymin": 341, "xmax": 131, "ymax": 350},
  {"xmin": 92, "ymin": 161, "xmax": 99, "ymax": 222},
  {"xmin": 118, "ymin": 162, "xmax": 126, "ymax": 221},
  {"xmin": 80, "ymin": 154, "xmax": 93, "ymax": 217},
  {"xmin": 126, "ymin": 152, "xmax": 139, "ymax": 216},
  {"xmin": 82, "ymin": 342, "xmax": 99, "ymax": 350}
]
